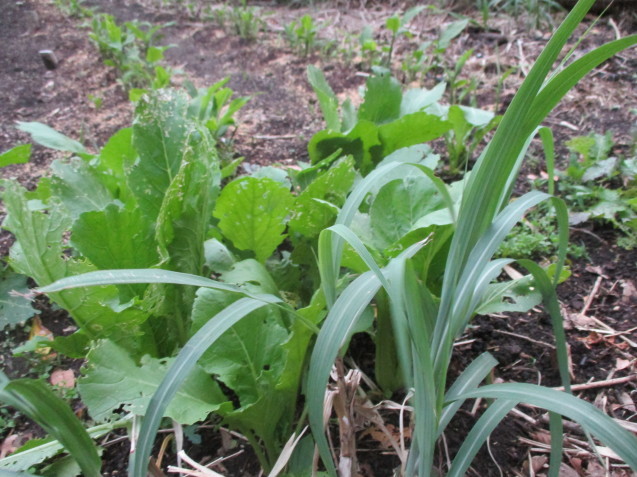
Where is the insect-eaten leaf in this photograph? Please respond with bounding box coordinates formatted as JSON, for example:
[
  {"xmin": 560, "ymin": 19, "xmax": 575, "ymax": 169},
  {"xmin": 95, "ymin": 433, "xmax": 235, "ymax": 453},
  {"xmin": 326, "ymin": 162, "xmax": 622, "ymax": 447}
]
[{"xmin": 79, "ymin": 340, "xmax": 231, "ymax": 424}]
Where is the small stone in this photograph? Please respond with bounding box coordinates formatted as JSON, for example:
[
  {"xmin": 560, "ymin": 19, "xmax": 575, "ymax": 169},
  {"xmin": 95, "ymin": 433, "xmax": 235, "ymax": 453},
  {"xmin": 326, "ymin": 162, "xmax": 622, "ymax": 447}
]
[{"xmin": 39, "ymin": 49, "xmax": 58, "ymax": 70}]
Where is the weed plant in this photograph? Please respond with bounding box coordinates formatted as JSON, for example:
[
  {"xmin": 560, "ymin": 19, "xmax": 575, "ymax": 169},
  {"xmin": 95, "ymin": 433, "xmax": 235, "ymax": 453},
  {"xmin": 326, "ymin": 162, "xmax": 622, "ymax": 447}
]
[
  {"xmin": 89, "ymin": 14, "xmax": 174, "ymax": 95},
  {"xmin": 212, "ymin": 1, "xmax": 266, "ymax": 41},
  {"xmin": 54, "ymin": 0, "xmax": 94, "ymax": 18},
  {"xmin": 284, "ymin": 14, "xmax": 334, "ymax": 57},
  {"xmin": 558, "ymin": 132, "xmax": 637, "ymax": 247}
]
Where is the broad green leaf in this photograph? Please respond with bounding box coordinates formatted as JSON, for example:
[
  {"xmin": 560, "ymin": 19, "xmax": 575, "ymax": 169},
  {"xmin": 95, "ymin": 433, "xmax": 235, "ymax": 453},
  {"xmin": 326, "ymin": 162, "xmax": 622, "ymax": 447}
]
[
  {"xmin": 307, "ymin": 65, "xmax": 340, "ymax": 132},
  {"xmin": 457, "ymin": 105, "xmax": 495, "ymax": 127},
  {"xmin": 2, "ymin": 180, "xmax": 70, "ymax": 285},
  {"xmin": 0, "ymin": 438, "xmax": 56, "ymax": 471},
  {"xmin": 214, "ymin": 177, "xmax": 294, "ymax": 263},
  {"xmin": 54, "ymin": 261, "xmax": 150, "ymax": 345},
  {"xmin": 0, "ymin": 372, "xmax": 101, "ymax": 477},
  {"xmin": 358, "ymin": 73, "xmax": 402, "ymax": 124},
  {"xmin": 129, "ymin": 90, "xmax": 196, "ymax": 220},
  {"xmin": 0, "ymin": 271, "xmax": 39, "ymax": 329},
  {"xmin": 41, "ymin": 455, "xmax": 81, "ymax": 477},
  {"xmin": 221, "ymin": 259, "xmax": 280, "ymax": 296},
  {"xmin": 308, "ymin": 121, "xmax": 380, "ymax": 174},
  {"xmin": 309, "ymin": 114, "xmax": 449, "ymax": 176},
  {"xmin": 2, "ymin": 182, "xmax": 151, "ymax": 344},
  {"xmin": 148, "ymin": 121, "xmax": 220, "ymax": 349},
  {"xmin": 370, "ymin": 176, "xmax": 443, "ymax": 248},
  {"xmin": 71, "ymin": 204, "xmax": 158, "ymax": 300},
  {"xmin": 377, "ymin": 144, "xmax": 439, "ymax": 169},
  {"xmin": 79, "ymin": 340, "xmax": 230, "ymax": 424},
  {"xmin": 292, "ymin": 150, "xmax": 341, "ymax": 191},
  {"xmin": 96, "ymin": 128, "xmax": 136, "ymax": 204},
  {"xmin": 0, "ymin": 144, "xmax": 31, "ymax": 168},
  {"xmin": 71, "ymin": 204, "xmax": 158, "ymax": 272},
  {"xmin": 385, "ymin": 16, "xmax": 399, "ymax": 34},
  {"xmin": 376, "ymin": 112, "xmax": 451, "ymax": 158},
  {"xmin": 475, "ymin": 275, "xmax": 542, "ymax": 314},
  {"xmin": 288, "ymin": 157, "xmax": 356, "ymax": 238},
  {"xmin": 251, "ymin": 165, "xmax": 290, "ymax": 185},
  {"xmin": 156, "ymin": 140, "xmax": 220, "ymax": 273},
  {"xmin": 16, "ymin": 122, "xmax": 88, "ymax": 156},
  {"xmin": 145, "ymin": 46, "xmax": 164, "ymax": 63},
  {"xmin": 582, "ymin": 157, "xmax": 617, "ymax": 182},
  {"xmin": 49, "ymin": 331, "xmax": 91, "ymax": 359},
  {"xmin": 98, "ymin": 128, "xmax": 135, "ymax": 179},
  {"xmin": 438, "ymin": 19, "xmax": 468, "ymax": 50},
  {"xmin": 192, "ymin": 288, "xmax": 287, "ymax": 404},
  {"xmin": 400, "ymin": 82, "xmax": 446, "ymax": 116},
  {"xmin": 50, "ymin": 158, "xmax": 114, "ymax": 220},
  {"xmin": 204, "ymin": 238, "xmax": 236, "ymax": 272},
  {"xmin": 402, "ymin": 5, "xmax": 426, "ymax": 27}
]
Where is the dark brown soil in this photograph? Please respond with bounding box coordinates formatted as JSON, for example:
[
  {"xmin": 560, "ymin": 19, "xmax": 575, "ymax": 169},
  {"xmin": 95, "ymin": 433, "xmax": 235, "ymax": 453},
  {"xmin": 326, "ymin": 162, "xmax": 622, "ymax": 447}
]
[{"xmin": 0, "ymin": 0, "xmax": 636, "ymax": 476}]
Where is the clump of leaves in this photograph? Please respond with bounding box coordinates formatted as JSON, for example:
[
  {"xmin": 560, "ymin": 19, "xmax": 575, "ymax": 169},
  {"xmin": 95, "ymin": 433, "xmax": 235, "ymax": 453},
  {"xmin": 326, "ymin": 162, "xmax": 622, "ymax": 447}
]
[
  {"xmin": 558, "ymin": 131, "xmax": 637, "ymax": 248},
  {"xmin": 89, "ymin": 14, "xmax": 174, "ymax": 96},
  {"xmin": 184, "ymin": 77, "xmax": 250, "ymax": 176},
  {"xmin": 383, "ymin": 6, "xmax": 425, "ymax": 68},
  {"xmin": 401, "ymin": 18, "xmax": 468, "ymax": 83},
  {"xmin": 54, "ymin": 0, "xmax": 94, "ymax": 18},
  {"xmin": 498, "ymin": 205, "xmax": 587, "ymax": 260},
  {"xmin": 212, "ymin": 1, "xmax": 266, "ymax": 41},
  {"xmin": 284, "ymin": 14, "xmax": 332, "ymax": 57}
]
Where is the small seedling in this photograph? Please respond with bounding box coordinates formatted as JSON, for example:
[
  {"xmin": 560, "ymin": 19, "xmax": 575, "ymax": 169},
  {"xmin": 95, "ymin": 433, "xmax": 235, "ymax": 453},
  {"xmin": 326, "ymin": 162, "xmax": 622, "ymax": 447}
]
[
  {"xmin": 284, "ymin": 14, "xmax": 328, "ymax": 57},
  {"xmin": 383, "ymin": 6, "xmax": 425, "ymax": 68},
  {"xmin": 88, "ymin": 94, "xmax": 103, "ymax": 109},
  {"xmin": 89, "ymin": 14, "xmax": 175, "ymax": 92}
]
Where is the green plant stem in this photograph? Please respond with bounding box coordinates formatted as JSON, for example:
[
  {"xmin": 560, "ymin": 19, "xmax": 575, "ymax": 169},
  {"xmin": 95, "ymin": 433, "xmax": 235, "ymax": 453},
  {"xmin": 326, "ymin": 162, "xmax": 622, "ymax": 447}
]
[{"xmin": 374, "ymin": 289, "xmax": 402, "ymax": 395}]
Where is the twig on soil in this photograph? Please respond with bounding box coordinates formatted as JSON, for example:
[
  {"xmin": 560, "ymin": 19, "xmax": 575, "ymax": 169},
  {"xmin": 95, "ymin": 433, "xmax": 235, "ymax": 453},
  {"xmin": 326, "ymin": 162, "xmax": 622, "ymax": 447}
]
[
  {"xmin": 569, "ymin": 227, "xmax": 605, "ymax": 243},
  {"xmin": 576, "ymin": 275, "xmax": 637, "ymax": 348},
  {"xmin": 552, "ymin": 374, "xmax": 637, "ymax": 392},
  {"xmin": 608, "ymin": 18, "xmax": 621, "ymax": 40},
  {"xmin": 492, "ymin": 329, "xmax": 555, "ymax": 349},
  {"xmin": 516, "ymin": 39, "xmax": 529, "ymax": 76},
  {"xmin": 167, "ymin": 450, "xmax": 226, "ymax": 477},
  {"xmin": 539, "ymin": 413, "xmax": 637, "ymax": 435},
  {"xmin": 511, "ymin": 407, "xmax": 537, "ymax": 425},
  {"xmin": 156, "ymin": 433, "xmax": 174, "ymax": 469},
  {"xmin": 579, "ymin": 276, "xmax": 603, "ymax": 318},
  {"xmin": 585, "ymin": 316, "xmax": 637, "ymax": 349},
  {"xmin": 486, "ymin": 436, "xmax": 504, "ymax": 477}
]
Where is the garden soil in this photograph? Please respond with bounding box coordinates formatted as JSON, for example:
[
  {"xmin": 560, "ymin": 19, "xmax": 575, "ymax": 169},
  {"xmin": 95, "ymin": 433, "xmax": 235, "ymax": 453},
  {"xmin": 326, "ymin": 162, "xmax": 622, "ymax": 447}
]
[{"xmin": 0, "ymin": 0, "xmax": 636, "ymax": 475}]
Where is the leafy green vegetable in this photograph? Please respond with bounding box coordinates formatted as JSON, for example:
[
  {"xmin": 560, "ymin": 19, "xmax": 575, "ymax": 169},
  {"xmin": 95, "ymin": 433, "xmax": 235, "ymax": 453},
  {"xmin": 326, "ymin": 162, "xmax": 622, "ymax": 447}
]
[
  {"xmin": 0, "ymin": 270, "xmax": 39, "ymax": 330},
  {"xmin": 79, "ymin": 340, "xmax": 230, "ymax": 423},
  {"xmin": 369, "ymin": 175, "xmax": 443, "ymax": 248},
  {"xmin": 288, "ymin": 157, "xmax": 356, "ymax": 238},
  {"xmin": 0, "ymin": 144, "xmax": 31, "ymax": 167},
  {"xmin": 16, "ymin": 122, "xmax": 88, "ymax": 156},
  {"xmin": 214, "ymin": 177, "xmax": 294, "ymax": 262}
]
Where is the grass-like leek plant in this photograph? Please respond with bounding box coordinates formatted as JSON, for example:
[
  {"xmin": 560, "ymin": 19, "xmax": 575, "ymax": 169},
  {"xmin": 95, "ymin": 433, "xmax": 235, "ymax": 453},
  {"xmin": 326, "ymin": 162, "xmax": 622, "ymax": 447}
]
[
  {"xmin": 306, "ymin": 0, "xmax": 637, "ymax": 474},
  {"xmin": 33, "ymin": 0, "xmax": 637, "ymax": 475},
  {"xmin": 0, "ymin": 371, "xmax": 102, "ymax": 477}
]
